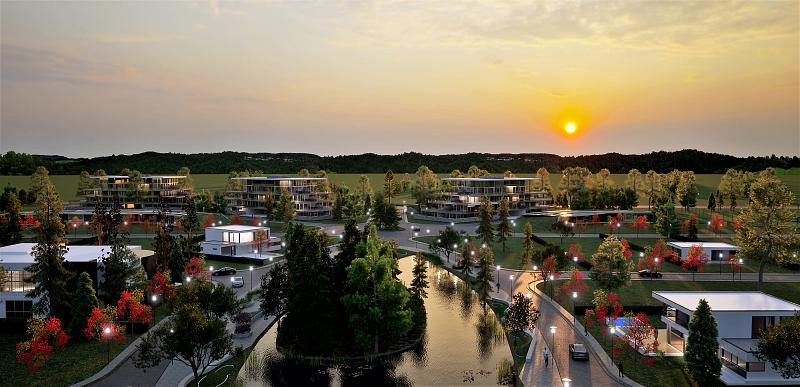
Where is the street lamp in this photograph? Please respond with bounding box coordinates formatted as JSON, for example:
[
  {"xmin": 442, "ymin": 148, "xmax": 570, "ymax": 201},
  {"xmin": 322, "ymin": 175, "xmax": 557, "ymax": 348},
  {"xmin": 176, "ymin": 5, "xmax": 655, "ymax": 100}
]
[
  {"xmin": 509, "ymin": 274, "xmax": 514, "ymax": 296},
  {"xmin": 496, "ymin": 265, "xmax": 501, "ymax": 287},
  {"xmin": 572, "ymin": 291, "xmax": 578, "ymax": 324},
  {"xmin": 739, "ymin": 258, "xmax": 744, "ymax": 280},
  {"xmin": 185, "ymin": 276, "xmax": 191, "ymax": 283},
  {"xmin": 573, "ymin": 256, "xmax": 578, "ymax": 270},
  {"xmin": 151, "ymin": 294, "xmax": 158, "ymax": 321},
  {"xmin": 562, "ymin": 378, "xmax": 572, "ymax": 387},
  {"xmin": 610, "ymin": 326, "xmax": 617, "ymax": 364},
  {"xmin": 549, "ymin": 326, "xmax": 557, "ymax": 364},
  {"xmin": 249, "ymin": 266, "xmax": 254, "ymax": 291},
  {"xmin": 414, "ymin": 232, "xmax": 419, "ymax": 248},
  {"xmin": 104, "ymin": 326, "xmax": 112, "ymax": 364}
]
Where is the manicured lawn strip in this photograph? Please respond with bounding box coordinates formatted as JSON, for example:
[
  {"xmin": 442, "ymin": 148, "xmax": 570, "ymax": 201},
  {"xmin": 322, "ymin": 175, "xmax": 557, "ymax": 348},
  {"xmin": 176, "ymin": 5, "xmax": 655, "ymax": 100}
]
[
  {"xmin": 0, "ymin": 307, "xmax": 170, "ymax": 387},
  {"xmin": 192, "ymin": 348, "xmax": 253, "ymax": 387},
  {"xmin": 507, "ymin": 331, "xmax": 532, "ymax": 372}
]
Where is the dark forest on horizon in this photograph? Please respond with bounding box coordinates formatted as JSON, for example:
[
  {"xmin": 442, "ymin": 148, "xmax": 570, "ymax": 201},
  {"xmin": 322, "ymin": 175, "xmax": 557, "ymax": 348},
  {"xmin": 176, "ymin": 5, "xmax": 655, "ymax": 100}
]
[{"xmin": 1, "ymin": 149, "xmax": 798, "ymax": 176}]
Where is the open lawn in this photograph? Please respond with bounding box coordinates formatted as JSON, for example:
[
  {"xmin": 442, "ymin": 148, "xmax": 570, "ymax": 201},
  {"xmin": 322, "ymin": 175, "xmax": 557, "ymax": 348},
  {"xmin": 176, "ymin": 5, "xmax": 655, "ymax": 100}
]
[{"xmin": 0, "ymin": 307, "xmax": 169, "ymax": 387}]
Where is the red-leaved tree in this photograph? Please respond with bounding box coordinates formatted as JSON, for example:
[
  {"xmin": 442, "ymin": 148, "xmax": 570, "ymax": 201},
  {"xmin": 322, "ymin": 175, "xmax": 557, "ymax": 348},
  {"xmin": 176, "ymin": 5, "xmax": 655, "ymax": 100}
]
[
  {"xmin": 727, "ymin": 254, "xmax": 744, "ymax": 281},
  {"xmin": 148, "ymin": 271, "xmax": 174, "ymax": 300},
  {"xmin": 252, "ymin": 229, "xmax": 269, "ymax": 255},
  {"xmin": 567, "ymin": 243, "xmax": 586, "ymax": 267},
  {"xmin": 16, "ymin": 317, "xmax": 70, "ymax": 373},
  {"xmin": 708, "ymin": 213, "xmax": 726, "ymax": 238},
  {"xmin": 184, "ymin": 256, "xmax": 206, "ymax": 278},
  {"xmin": 230, "ymin": 213, "xmax": 242, "ymax": 225},
  {"xmin": 201, "ymin": 214, "xmax": 215, "ymax": 229},
  {"xmin": 682, "ymin": 244, "xmax": 708, "ymax": 280},
  {"xmin": 19, "ymin": 213, "xmax": 40, "ymax": 230},
  {"xmin": 540, "ymin": 256, "xmax": 561, "ymax": 299},
  {"xmin": 116, "ymin": 290, "xmax": 153, "ymax": 334},
  {"xmin": 631, "ymin": 215, "xmax": 648, "ymax": 238},
  {"xmin": 84, "ymin": 306, "xmax": 127, "ymax": 345},
  {"xmin": 559, "ymin": 269, "xmax": 588, "ymax": 301}
]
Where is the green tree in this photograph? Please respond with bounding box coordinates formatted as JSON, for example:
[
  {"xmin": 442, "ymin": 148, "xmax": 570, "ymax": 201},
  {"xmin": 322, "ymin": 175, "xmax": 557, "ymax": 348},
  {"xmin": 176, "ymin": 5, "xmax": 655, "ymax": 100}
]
[
  {"xmin": 127, "ymin": 170, "xmax": 146, "ymax": 203},
  {"xmin": 654, "ymin": 198, "xmax": 679, "ymax": 239},
  {"xmin": 536, "ymin": 167, "xmax": 553, "ymax": 197},
  {"xmin": 411, "ymin": 165, "xmax": 438, "ymax": 207},
  {"xmin": 177, "ymin": 167, "xmax": 193, "ymax": 190},
  {"xmin": 152, "ymin": 204, "xmax": 175, "ymax": 274},
  {"xmin": 77, "ymin": 171, "xmax": 94, "ymax": 196},
  {"xmin": 707, "ymin": 192, "xmax": 716, "ymax": 212},
  {"xmin": 644, "ymin": 170, "xmax": 661, "ymax": 209},
  {"xmin": 409, "ymin": 253, "xmax": 429, "ymax": 302},
  {"xmin": 505, "ymin": 292, "xmax": 537, "ymax": 347},
  {"xmin": 684, "ymin": 299, "xmax": 722, "ymax": 385},
  {"xmin": 169, "ymin": 278, "xmax": 238, "ymax": 320},
  {"xmin": 135, "ymin": 303, "xmax": 233, "ymax": 381},
  {"xmin": 179, "ymin": 195, "xmax": 200, "ymax": 260},
  {"xmin": 371, "ymin": 191, "xmax": 400, "ymax": 230},
  {"xmin": 718, "ymin": 169, "xmax": 743, "ymax": 212},
  {"xmin": 625, "ymin": 169, "xmax": 642, "ymax": 196},
  {"xmin": 356, "ymin": 174, "xmax": 373, "ymax": 210},
  {"xmin": 297, "ymin": 168, "xmax": 310, "ymax": 177},
  {"xmin": 259, "ymin": 264, "xmax": 288, "ymax": 316},
  {"xmin": 430, "ymin": 226, "xmax": 463, "ymax": 263},
  {"xmin": 589, "ymin": 236, "xmax": 632, "ymax": 290},
  {"xmin": 477, "ymin": 196, "xmax": 494, "ymax": 245},
  {"xmin": 475, "ymin": 248, "xmax": 495, "ymax": 313},
  {"xmin": 756, "ymin": 312, "xmax": 800, "ymax": 379},
  {"xmin": 687, "ymin": 213, "xmax": 699, "ymax": 240},
  {"xmin": 520, "ymin": 223, "xmax": 535, "ymax": 268},
  {"xmin": 0, "ymin": 187, "xmax": 23, "ymax": 245},
  {"xmin": 496, "ymin": 197, "xmax": 512, "ymax": 251},
  {"xmin": 276, "ymin": 189, "xmax": 296, "ymax": 230},
  {"xmin": 677, "ymin": 171, "xmax": 698, "ymax": 211},
  {"xmin": 69, "ymin": 272, "xmax": 99, "ymax": 335},
  {"xmin": 29, "ymin": 166, "xmax": 51, "ymax": 199},
  {"xmin": 383, "ymin": 170, "xmax": 395, "ymax": 201},
  {"xmin": 467, "ymin": 165, "xmax": 489, "ymax": 177},
  {"xmin": 27, "ymin": 177, "xmax": 73, "ymax": 320},
  {"xmin": 734, "ymin": 172, "xmax": 799, "ymax": 289},
  {"xmin": 263, "ymin": 190, "xmax": 275, "ymax": 223}
]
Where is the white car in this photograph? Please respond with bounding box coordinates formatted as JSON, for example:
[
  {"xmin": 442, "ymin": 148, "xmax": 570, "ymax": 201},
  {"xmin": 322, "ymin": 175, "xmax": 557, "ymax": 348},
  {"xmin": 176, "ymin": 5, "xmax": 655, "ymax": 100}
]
[{"xmin": 231, "ymin": 276, "xmax": 244, "ymax": 288}]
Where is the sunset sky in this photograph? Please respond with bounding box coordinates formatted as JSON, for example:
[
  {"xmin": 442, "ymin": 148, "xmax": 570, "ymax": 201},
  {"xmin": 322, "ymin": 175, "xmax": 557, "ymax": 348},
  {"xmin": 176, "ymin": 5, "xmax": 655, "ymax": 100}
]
[{"xmin": 1, "ymin": 1, "xmax": 798, "ymax": 157}]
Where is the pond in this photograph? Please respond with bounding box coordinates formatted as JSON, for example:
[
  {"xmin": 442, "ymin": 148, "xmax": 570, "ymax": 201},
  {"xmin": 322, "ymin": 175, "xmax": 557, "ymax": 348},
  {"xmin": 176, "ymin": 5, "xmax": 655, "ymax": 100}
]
[{"xmin": 238, "ymin": 257, "xmax": 512, "ymax": 386}]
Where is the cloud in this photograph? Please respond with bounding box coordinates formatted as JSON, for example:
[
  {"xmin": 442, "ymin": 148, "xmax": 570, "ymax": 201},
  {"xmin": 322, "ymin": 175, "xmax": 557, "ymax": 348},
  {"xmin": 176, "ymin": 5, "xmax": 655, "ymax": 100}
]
[
  {"xmin": 0, "ymin": 44, "xmax": 260, "ymax": 105},
  {"xmin": 93, "ymin": 33, "xmax": 181, "ymax": 44}
]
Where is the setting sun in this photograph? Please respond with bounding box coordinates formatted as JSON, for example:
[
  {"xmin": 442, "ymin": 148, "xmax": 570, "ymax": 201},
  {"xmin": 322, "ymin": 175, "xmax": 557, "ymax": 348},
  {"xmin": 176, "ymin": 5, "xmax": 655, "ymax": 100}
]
[{"xmin": 565, "ymin": 122, "xmax": 577, "ymax": 134}]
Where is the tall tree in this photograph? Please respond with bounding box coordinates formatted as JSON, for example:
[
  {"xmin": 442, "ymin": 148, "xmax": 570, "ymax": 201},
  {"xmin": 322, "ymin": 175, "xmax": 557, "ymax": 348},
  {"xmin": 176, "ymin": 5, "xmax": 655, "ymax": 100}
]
[
  {"xmin": 676, "ymin": 171, "xmax": 698, "ymax": 211},
  {"xmin": 477, "ymin": 196, "xmax": 495, "ymax": 245},
  {"xmin": 259, "ymin": 264, "xmax": 288, "ymax": 317},
  {"xmin": 467, "ymin": 165, "xmax": 489, "ymax": 177},
  {"xmin": 496, "ymin": 197, "xmax": 512, "ymax": 251},
  {"xmin": 297, "ymin": 168, "xmax": 310, "ymax": 177},
  {"xmin": 734, "ymin": 172, "xmax": 799, "ymax": 289},
  {"xmin": 27, "ymin": 177, "xmax": 73, "ymax": 320},
  {"xmin": 77, "ymin": 171, "xmax": 94, "ymax": 196},
  {"xmin": 409, "ymin": 253, "xmax": 429, "ymax": 302},
  {"xmin": 383, "ymin": 170, "xmax": 395, "ymax": 201},
  {"xmin": 95, "ymin": 202, "xmax": 147, "ymax": 303},
  {"xmin": 706, "ymin": 192, "xmax": 716, "ymax": 212},
  {"xmin": 263, "ymin": 190, "xmax": 275, "ymax": 223},
  {"xmin": 589, "ymin": 236, "xmax": 633, "ymax": 291},
  {"xmin": 177, "ymin": 167, "xmax": 193, "ymax": 190},
  {"xmin": 356, "ymin": 174, "xmax": 373, "ymax": 210},
  {"xmin": 756, "ymin": 312, "xmax": 800, "ymax": 379},
  {"xmin": 0, "ymin": 187, "xmax": 23, "ymax": 245},
  {"xmin": 520, "ymin": 223, "xmax": 535, "ymax": 268},
  {"xmin": 275, "ymin": 189, "xmax": 296, "ymax": 230},
  {"xmin": 179, "ymin": 195, "xmax": 200, "ymax": 260},
  {"xmin": 152, "ymin": 204, "xmax": 175, "ymax": 274},
  {"xmin": 684, "ymin": 299, "xmax": 722, "ymax": 385},
  {"xmin": 430, "ymin": 226, "xmax": 463, "ymax": 263},
  {"xmin": 536, "ymin": 167, "xmax": 552, "ymax": 197},
  {"xmin": 505, "ymin": 293, "xmax": 538, "ymax": 347},
  {"xmin": 654, "ymin": 198, "xmax": 679, "ymax": 239},
  {"xmin": 718, "ymin": 169, "xmax": 743, "ymax": 212},
  {"xmin": 29, "ymin": 166, "xmax": 51, "ymax": 199},
  {"xmin": 625, "ymin": 169, "xmax": 642, "ymax": 196},
  {"xmin": 127, "ymin": 170, "xmax": 146, "ymax": 203},
  {"xmin": 475, "ymin": 248, "xmax": 495, "ymax": 313},
  {"xmin": 643, "ymin": 170, "xmax": 661, "ymax": 209},
  {"xmin": 411, "ymin": 165, "xmax": 438, "ymax": 207},
  {"xmin": 69, "ymin": 272, "xmax": 99, "ymax": 335},
  {"xmin": 371, "ymin": 191, "xmax": 399, "ymax": 230}
]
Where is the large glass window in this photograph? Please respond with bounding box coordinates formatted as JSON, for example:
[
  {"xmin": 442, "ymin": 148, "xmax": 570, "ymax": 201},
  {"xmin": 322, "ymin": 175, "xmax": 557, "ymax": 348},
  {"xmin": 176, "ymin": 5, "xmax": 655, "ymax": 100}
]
[
  {"xmin": 747, "ymin": 362, "xmax": 765, "ymax": 372},
  {"xmin": 5, "ymin": 300, "xmax": 32, "ymax": 320},
  {"xmin": 1, "ymin": 271, "xmax": 34, "ymax": 292}
]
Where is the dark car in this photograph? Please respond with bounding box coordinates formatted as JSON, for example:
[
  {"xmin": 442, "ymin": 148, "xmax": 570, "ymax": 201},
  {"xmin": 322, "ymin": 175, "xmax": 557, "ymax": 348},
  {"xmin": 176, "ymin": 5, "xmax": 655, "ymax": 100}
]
[
  {"xmin": 569, "ymin": 343, "xmax": 589, "ymax": 360},
  {"xmin": 637, "ymin": 270, "xmax": 663, "ymax": 279},
  {"xmin": 212, "ymin": 267, "xmax": 237, "ymax": 276}
]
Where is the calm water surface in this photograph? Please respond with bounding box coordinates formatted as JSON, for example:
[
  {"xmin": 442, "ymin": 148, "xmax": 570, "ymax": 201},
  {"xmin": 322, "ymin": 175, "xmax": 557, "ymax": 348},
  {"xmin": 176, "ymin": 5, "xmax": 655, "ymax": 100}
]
[{"xmin": 239, "ymin": 257, "xmax": 511, "ymax": 386}]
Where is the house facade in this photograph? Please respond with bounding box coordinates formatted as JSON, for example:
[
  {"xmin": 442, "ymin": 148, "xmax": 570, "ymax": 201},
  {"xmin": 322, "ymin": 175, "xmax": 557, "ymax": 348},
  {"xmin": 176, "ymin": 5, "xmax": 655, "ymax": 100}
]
[
  {"xmin": 82, "ymin": 175, "xmax": 191, "ymax": 210},
  {"xmin": 419, "ymin": 176, "xmax": 553, "ymax": 222},
  {"xmin": 0, "ymin": 243, "xmax": 147, "ymax": 320},
  {"xmin": 225, "ymin": 177, "xmax": 333, "ymax": 220},
  {"xmin": 199, "ymin": 225, "xmax": 281, "ymax": 258},
  {"xmin": 667, "ymin": 242, "xmax": 739, "ymax": 263},
  {"xmin": 653, "ymin": 291, "xmax": 800, "ymax": 385}
]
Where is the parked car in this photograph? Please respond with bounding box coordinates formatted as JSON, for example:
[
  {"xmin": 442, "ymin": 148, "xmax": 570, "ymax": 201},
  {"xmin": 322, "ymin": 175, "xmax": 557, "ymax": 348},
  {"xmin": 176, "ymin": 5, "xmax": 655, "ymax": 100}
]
[
  {"xmin": 637, "ymin": 270, "xmax": 663, "ymax": 279},
  {"xmin": 411, "ymin": 226, "xmax": 421, "ymax": 232},
  {"xmin": 231, "ymin": 276, "xmax": 245, "ymax": 288},
  {"xmin": 569, "ymin": 343, "xmax": 589, "ymax": 360},
  {"xmin": 212, "ymin": 267, "xmax": 237, "ymax": 276}
]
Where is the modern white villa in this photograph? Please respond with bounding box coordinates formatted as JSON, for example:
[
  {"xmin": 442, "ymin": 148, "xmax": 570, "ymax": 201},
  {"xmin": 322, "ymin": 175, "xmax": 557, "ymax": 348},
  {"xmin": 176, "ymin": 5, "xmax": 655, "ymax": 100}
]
[
  {"xmin": 667, "ymin": 242, "xmax": 739, "ymax": 263},
  {"xmin": 225, "ymin": 176, "xmax": 333, "ymax": 220},
  {"xmin": 82, "ymin": 174, "xmax": 191, "ymax": 210},
  {"xmin": 199, "ymin": 225, "xmax": 281, "ymax": 258},
  {"xmin": 0, "ymin": 243, "xmax": 148, "ymax": 320},
  {"xmin": 653, "ymin": 291, "xmax": 800, "ymax": 385},
  {"xmin": 419, "ymin": 176, "xmax": 553, "ymax": 222}
]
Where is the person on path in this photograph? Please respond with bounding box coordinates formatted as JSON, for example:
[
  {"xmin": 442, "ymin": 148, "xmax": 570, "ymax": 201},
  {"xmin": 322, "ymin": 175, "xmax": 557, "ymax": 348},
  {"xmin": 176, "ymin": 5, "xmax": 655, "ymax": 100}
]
[
  {"xmin": 618, "ymin": 361, "xmax": 624, "ymax": 378},
  {"xmin": 543, "ymin": 347, "xmax": 549, "ymax": 368},
  {"xmin": 584, "ymin": 324, "xmax": 589, "ymax": 336}
]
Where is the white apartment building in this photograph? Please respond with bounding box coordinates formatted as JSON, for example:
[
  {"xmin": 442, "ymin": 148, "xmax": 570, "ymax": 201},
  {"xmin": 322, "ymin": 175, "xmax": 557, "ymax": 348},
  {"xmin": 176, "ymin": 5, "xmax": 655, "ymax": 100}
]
[{"xmin": 226, "ymin": 177, "xmax": 333, "ymax": 220}]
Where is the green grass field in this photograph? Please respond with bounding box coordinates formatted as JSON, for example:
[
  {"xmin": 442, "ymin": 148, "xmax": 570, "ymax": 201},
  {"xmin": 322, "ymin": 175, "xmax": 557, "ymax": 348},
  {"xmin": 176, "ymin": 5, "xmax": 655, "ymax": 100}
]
[{"xmin": 2, "ymin": 173, "xmax": 798, "ymax": 206}]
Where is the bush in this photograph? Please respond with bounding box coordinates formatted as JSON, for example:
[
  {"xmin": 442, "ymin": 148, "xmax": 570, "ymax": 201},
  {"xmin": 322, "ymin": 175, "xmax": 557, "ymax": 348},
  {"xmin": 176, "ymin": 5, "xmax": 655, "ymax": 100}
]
[{"xmin": 235, "ymin": 323, "xmax": 251, "ymax": 334}]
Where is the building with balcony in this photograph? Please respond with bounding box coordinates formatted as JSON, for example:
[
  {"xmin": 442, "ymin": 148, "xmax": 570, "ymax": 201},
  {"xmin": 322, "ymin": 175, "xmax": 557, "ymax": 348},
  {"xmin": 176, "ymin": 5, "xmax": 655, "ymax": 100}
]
[
  {"xmin": 226, "ymin": 177, "xmax": 333, "ymax": 220},
  {"xmin": 82, "ymin": 175, "xmax": 191, "ymax": 210},
  {"xmin": 200, "ymin": 225, "xmax": 281, "ymax": 259},
  {"xmin": 0, "ymin": 243, "xmax": 150, "ymax": 320},
  {"xmin": 667, "ymin": 242, "xmax": 739, "ymax": 263},
  {"xmin": 653, "ymin": 291, "xmax": 800, "ymax": 385},
  {"xmin": 418, "ymin": 176, "xmax": 553, "ymax": 222}
]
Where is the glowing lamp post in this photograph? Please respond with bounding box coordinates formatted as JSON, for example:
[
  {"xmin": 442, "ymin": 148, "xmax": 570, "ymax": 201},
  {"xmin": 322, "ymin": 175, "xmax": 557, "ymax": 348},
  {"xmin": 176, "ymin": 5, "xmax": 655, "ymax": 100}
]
[
  {"xmin": 249, "ymin": 266, "xmax": 254, "ymax": 291},
  {"xmin": 508, "ymin": 274, "xmax": 514, "ymax": 296},
  {"xmin": 104, "ymin": 326, "xmax": 112, "ymax": 364},
  {"xmin": 496, "ymin": 265, "xmax": 501, "ymax": 287}
]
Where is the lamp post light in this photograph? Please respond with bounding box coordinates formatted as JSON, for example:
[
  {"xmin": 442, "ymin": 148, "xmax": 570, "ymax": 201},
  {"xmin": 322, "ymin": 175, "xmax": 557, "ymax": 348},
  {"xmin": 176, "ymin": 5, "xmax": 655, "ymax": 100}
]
[
  {"xmin": 249, "ymin": 266, "xmax": 254, "ymax": 291},
  {"xmin": 739, "ymin": 258, "xmax": 744, "ymax": 280},
  {"xmin": 653, "ymin": 258, "xmax": 659, "ymax": 281},
  {"xmin": 719, "ymin": 253, "xmax": 724, "ymax": 274},
  {"xmin": 185, "ymin": 276, "xmax": 191, "ymax": 283},
  {"xmin": 509, "ymin": 274, "xmax": 514, "ymax": 296},
  {"xmin": 414, "ymin": 232, "xmax": 419, "ymax": 248},
  {"xmin": 572, "ymin": 291, "xmax": 578, "ymax": 324},
  {"xmin": 151, "ymin": 294, "xmax": 158, "ymax": 324},
  {"xmin": 496, "ymin": 265, "xmax": 501, "ymax": 287},
  {"xmin": 573, "ymin": 256, "xmax": 578, "ymax": 270},
  {"xmin": 104, "ymin": 326, "xmax": 112, "ymax": 364},
  {"xmin": 609, "ymin": 326, "xmax": 616, "ymax": 363},
  {"xmin": 549, "ymin": 325, "xmax": 557, "ymax": 363},
  {"xmin": 549, "ymin": 274, "xmax": 555, "ymax": 300}
]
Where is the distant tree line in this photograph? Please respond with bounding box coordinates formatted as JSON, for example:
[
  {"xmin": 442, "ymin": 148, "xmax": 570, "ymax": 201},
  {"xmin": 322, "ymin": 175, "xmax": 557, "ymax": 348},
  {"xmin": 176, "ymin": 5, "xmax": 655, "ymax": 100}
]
[{"xmin": 2, "ymin": 149, "xmax": 798, "ymax": 175}]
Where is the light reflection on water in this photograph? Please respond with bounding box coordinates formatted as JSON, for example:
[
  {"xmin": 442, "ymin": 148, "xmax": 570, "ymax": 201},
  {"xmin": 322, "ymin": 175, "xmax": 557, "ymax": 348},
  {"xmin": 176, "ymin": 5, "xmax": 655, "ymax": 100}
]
[{"xmin": 239, "ymin": 258, "xmax": 510, "ymax": 386}]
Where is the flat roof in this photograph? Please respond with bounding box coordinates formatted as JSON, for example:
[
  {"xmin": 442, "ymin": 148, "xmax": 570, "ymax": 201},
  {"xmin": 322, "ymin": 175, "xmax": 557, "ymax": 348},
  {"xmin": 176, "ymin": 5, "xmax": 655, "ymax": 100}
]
[
  {"xmin": 91, "ymin": 175, "xmax": 186, "ymax": 179},
  {"xmin": 444, "ymin": 177, "xmax": 540, "ymax": 181},
  {"xmin": 538, "ymin": 209, "xmax": 652, "ymax": 217},
  {"xmin": 207, "ymin": 225, "xmax": 268, "ymax": 232},
  {"xmin": 667, "ymin": 242, "xmax": 738, "ymax": 249},
  {"xmin": 653, "ymin": 291, "xmax": 800, "ymax": 312},
  {"xmin": 233, "ymin": 176, "xmax": 327, "ymax": 181},
  {"xmin": 0, "ymin": 243, "xmax": 142, "ymax": 264}
]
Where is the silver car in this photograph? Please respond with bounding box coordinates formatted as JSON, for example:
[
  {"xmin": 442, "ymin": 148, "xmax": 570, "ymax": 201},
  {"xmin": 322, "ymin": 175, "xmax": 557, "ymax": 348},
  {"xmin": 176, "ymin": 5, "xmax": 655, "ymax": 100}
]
[
  {"xmin": 569, "ymin": 343, "xmax": 589, "ymax": 360},
  {"xmin": 231, "ymin": 276, "xmax": 244, "ymax": 288}
]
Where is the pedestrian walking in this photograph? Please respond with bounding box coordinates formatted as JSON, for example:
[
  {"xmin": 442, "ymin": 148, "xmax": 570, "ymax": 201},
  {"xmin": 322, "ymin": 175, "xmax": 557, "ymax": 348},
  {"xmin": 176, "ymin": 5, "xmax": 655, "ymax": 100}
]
[
  {"xmin": 543, "ymin": 347, "xmax": 549, "ymax": 368},
  {"xmin": 618, "ymin": 361, "xmax": 624, "ymax": 377},
  {"xmin": 584, "ymin": 324, "xmax": 588, "ymax": 336}
]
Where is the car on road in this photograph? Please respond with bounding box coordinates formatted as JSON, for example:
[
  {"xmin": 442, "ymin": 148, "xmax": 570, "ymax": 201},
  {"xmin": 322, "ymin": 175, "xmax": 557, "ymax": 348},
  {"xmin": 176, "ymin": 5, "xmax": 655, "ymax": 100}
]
[
  {"xmin": 212, "ymin": 267, "xmax": 237, "ymax": 276},
  {"xmin": 410, "ymin": 226, "xmax": 421, "ymax": 232},
  {"xmin": 569, "ymin": 343, "xmax": 589, "ymax": 360},
  {"xmin": 231, "ymin": 276, "xmax": 244, "ymax": 288},
  {"xmin": 637, "ymin": 270, "xmax": 663, "ymax": 279}
]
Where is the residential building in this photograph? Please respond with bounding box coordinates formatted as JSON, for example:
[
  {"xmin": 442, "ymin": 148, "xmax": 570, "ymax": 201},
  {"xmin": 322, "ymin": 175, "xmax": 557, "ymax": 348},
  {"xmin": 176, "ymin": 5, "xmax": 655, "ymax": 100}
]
[
  {"xmin": 419, "ymin": 176, "xmax": 553, "ymax": 222},
  {"xmin": 226, "ymin": 177, "xmax": 333, "ymax": 220},
  {"xmin": 199, "ymin": 225, "xmax": 281, "ymax": 258},
  {"xmin": 82, "ymin": 175, "xmax": 191, "ymax": 210},
  {"xmin": 653, "ymin": 291, "xmax": 800, "ymax": 385},
  {"xmin": 0, "ymin": 243, "xmax": 150, "ymax": 320},
  {"xmin": 668, "ymin": 242, "xmax": 738, "ymax": 263}
]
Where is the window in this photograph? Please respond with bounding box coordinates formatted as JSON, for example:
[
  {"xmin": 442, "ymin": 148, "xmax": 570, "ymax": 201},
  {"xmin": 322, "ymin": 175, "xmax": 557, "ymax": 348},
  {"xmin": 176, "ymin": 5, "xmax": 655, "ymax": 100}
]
[
  {"xmin": 747, "ymin": 362, "xmax": 765, "ymax": 372},
  {"xmin": 5, "ymin": 300, "xmax": 32, "ymax": 320},
  {"xmin": 1, "ymin": 271, "xmax": 34, "ymax": 292}
]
